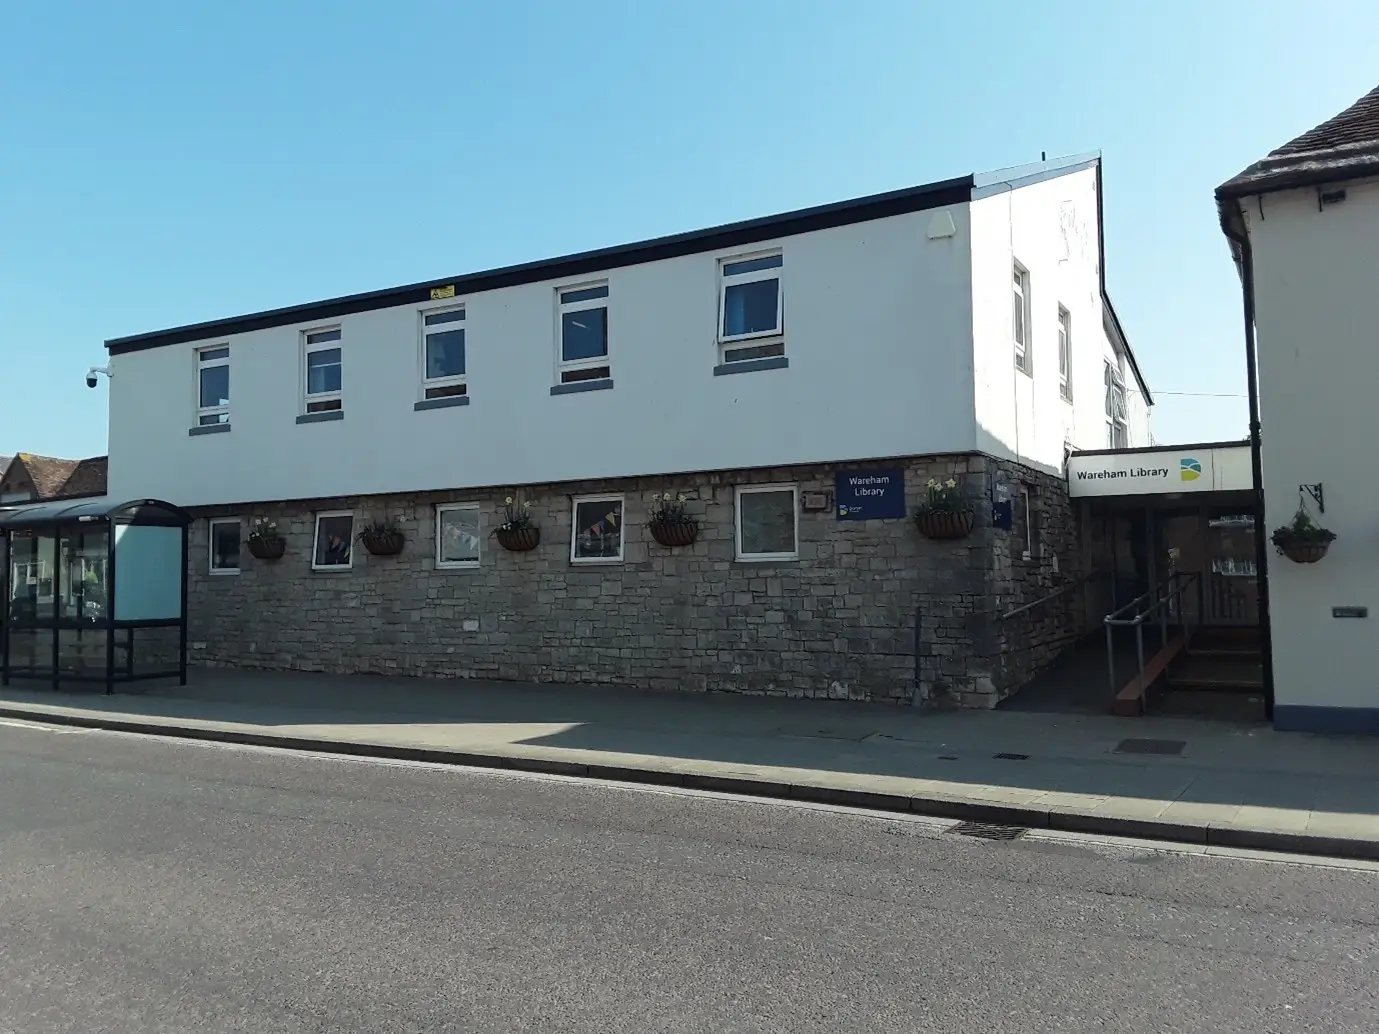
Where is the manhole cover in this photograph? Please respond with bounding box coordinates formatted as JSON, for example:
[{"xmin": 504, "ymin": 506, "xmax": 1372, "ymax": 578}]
[
  {"xmin": 1114, "ymin": 738, "xmax": 1186, "ymax": 757},
  {"xmin": 993, "ymin": 752, "xmax": 1029, "ymax": 761},
  {"xmin": 948, "ymin": 821, "xmax": 1028, "ymax": 841}
]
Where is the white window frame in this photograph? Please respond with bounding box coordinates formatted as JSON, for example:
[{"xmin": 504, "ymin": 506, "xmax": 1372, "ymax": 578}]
[
  {"xmin": 556, "ymin": 282, "xmax": 611, "ymax": 384},
  {"xmin": 569, "ymin": 493, "xmax": 625, "ymax": 565},
  {"xmin": 1017, "ymin": 487, "xmax": 1037, "ymax": 561},
  {"xmin": 435, "ymin": 503, "xmax": 481, "ymax": 570},
  {"xmin": 734, "ymin": 484, "xmax": 799, "ymax": 562},
  {"xmin": 311, "ymin": 510, "xmax": 354, "ymax": 571},
  {"xmin": 419, "ymin": 306, "xmax": 467, "ymax": 400},
  {"xmin": 196, "ymin": 345, "xmax": 231, "ymax": 426},
  {"xmin": 1105, "ymin": 357, "xmax": 1129, "ymax": 448},
  {"xmin": 302, "ymin": 327, "xmax": 343, "ymax": 414},
  {"xmin": 208, "ymin": 517, "xmax": 241, "ymax": 575},
  {"xmin": 1057, "ymin": 306, "xmax": 1072, "ymax": 402},
  {"xmin": 1013, "ymin": 262, "xmax": 1031, "ymax": 374},
  {"xmin": 718, "ymin": 251, "xmax": 784, "ymax": 356}
]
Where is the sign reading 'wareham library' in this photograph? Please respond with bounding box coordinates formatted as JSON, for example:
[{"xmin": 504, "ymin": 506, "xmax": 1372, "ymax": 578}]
[{"xmin": 1066, "ymin": 444, "xmax": 1252, "ymax": 497}]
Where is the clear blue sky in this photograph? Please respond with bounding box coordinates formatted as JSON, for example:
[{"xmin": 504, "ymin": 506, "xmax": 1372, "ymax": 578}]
[{"xmin": 4, "ymin": 0, "xmax": 1376, "ymax": 460}]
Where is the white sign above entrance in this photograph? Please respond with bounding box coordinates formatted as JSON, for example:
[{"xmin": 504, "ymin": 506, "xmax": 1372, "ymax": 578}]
[{"xmin": 1066, "ymin": 444, "xmax": 1252, "ymax": 498}]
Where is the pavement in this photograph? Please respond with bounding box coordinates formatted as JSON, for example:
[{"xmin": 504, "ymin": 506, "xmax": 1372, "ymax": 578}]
[
  {"xmin": 3, "ymin": 720, "xmax": 1378, "ymax": 1032},
  {"xmin": 1, "ymin": 668, "xmax": 1378, "ymax": 859}
]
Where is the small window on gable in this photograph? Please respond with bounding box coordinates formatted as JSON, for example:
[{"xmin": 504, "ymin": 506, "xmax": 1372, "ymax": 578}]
[
  {"xmin": 1013, "ymin": 263, "xmax": 1031, "ymax": 375},
  {"xmin": 209, "ymin": 518, "xmax": 240, "ymax": 574},
  {"xmin": 1057, "ymin": 306, "xmax": 1072, "ymax": 402},
  {"xmin": 421, "ymin": 308, "xmax": 467, "ymax": 400},
  {"xmin": 197, "ymin": 346, "xmax": 230, "ymax": 426},
  {"xmin": 312, "ymin": 511, "xmax": 353, "ymax": 570},
  {"xmin": 719, "ymin": 253, "xmax": 783, "ymax": 364},
  {"xmin": 1105, "ymin": 358, "xmax": 1129, "ymax": 448},
  {"xmin": 557, "ymin": 284, "xmax": 610, "ymax": 385},
  {"xmin": 303, "ymin": 328, "xmax": 342, "ymax": 414}
]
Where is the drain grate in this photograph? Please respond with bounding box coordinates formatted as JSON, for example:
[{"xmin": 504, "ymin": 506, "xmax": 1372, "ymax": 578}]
[
  {"xmin": 948, "ymin": 821, "xmax": 1028, "ymax": 841},
  {"xmin": 993, "ymin": 752, "xmax": 1030, "ymax": 761},
  {"xmin": 1114, "ymin": 738, "xmax": 1186, "ymax": 757}
]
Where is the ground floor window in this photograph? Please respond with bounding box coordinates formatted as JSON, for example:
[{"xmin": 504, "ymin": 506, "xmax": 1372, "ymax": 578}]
[
  {"xmin": 436, "ymin": 504, "xmax": 480, "ymax": 568},
  {"xmin": 313, "ymin": 512, "xmax": 354, "ymax": 570},
  {"xmin": 571, "ymin": 495, "xmax": 624, "ymax": 563},
  {"xmin": 735, "ymin": 485, "xmax": 798, "ymax": 561},
  {"xmin": 209, "ymin": 518, "xmax": 240, "ymax": 574}
]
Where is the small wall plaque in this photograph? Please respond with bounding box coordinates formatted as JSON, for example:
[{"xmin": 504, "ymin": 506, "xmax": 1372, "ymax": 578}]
[
  {"xmin": 1332, "ymin": 606, "xmax": 1368, "ymax": 619},
  {"xmin": 430, "ymin": 285, "xmax": 456, "ymax": 300},
  {"xmin": 801, "ymin": 491, "xmax": 830, "ymax": 512}
]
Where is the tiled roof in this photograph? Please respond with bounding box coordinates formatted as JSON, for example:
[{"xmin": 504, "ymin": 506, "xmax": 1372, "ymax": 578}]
[
  {"xmin": 1273, "ymin": 85, "xmax": 1379, "ymax": 156},
  {"xmin": 60, "ymin": 456, "xmax": 108, "ymax": 499},
  {"xmin": 7, "ymin": 453, "xmax": 109, "ymax": 500},
  {"xmin": 1218, "ymin": 83, "xmax": 1379, "ymax": 198}
]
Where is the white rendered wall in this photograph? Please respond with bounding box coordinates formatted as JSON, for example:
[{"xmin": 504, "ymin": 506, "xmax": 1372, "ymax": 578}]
[
  {"xmin": 1243, "ymin": 180, "xmax": 1379, "ymax": 716},
  {"xmin": 108, "ymin": 209, "xmax": 978, "ymax": 507},
  {"xmin": 970, "ymin": 163, "xmax": 1149, "ymax": 472}
]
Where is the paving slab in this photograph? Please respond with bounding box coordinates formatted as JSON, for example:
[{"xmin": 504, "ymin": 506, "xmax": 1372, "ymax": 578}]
[{"xmin": 3, "ymin": 669, "xmax": 1379, "ymax": 859}]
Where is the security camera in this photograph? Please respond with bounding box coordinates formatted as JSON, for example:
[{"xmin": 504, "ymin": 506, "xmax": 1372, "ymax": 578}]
[{"xmin": 86, "ymin": 366, "xmax": 110, "ymax": 389}]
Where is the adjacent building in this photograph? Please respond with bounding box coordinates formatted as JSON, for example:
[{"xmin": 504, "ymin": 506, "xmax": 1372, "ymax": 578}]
[
  {"xmin": 1217, "ymin": 83, "xmax": 1379, "ymax": 733},
  {"xmin": 0, "ymin": 453, "xmax": 108, "ymax": 504},
  {"xmin": 102, "ymin": 153, "xmax": 1151, "ymax": 705}
]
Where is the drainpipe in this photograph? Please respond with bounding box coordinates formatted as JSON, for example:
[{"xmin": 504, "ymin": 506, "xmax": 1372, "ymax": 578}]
[{"xmin": 1220, "ymin": 197, "xmax": 1275, "ymax": 721}]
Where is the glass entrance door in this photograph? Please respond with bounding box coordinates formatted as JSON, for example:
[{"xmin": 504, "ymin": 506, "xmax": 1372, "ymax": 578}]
[{"xmin": 1205, "ymin": 510, "xmax": 1258, "ymax": 625}]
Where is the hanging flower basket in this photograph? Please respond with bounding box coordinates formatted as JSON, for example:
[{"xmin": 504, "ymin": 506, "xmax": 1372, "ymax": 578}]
[
  {"xmin": 650, "ymin": 520, "xmax": 698, "ymax": 547},
  {"xmin": 358, "ymin": 522, "xmax": 405, "ymax": 556},
  {"xmin": 495, "ymin": 526, "xmax": 540, "ymax": 552},
  {"xmin": 1278, "ymin": 540, "xmax": 1331, "ymax": 564},
  {"xmin": 914, "ymin": 508, "xmax": 975, "ymax": 540},
  {"xmin": 1271, "ymin": 506, "xmax": 1335, "ymax": 565},
  {"xmin": 246, "ymin": 519, "xmax": 285, "ymax": 560},
  {"xmin": 647, "ymin": 492, "xmax": 697, "ymax": 547},
  {"xmin": 247, "ymin": 537, "xmax": 286, "ymax": 560},
  {"xmin": 914, "ymin": 477, "xmax": 974, "ymax": 540}
]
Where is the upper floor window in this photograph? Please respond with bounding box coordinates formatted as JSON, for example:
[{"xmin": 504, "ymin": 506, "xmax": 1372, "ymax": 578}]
[
  {"xmin": 303, "ymin": 328, "xmax": 342, "ymax": 414},
  {"xmin": 1057, "ymin": 306, "xmax": 1072, "ymax": 402},
  {"xmin": 197, "ymin": 346, "xmax": 230, "ymax": 425},
  {"xmin": 557, "ymin": 284, "xmax": 610, "ymax": 385},
  {"xmin": 1105, "ymin": 358, "xmax": 1129, "ymax": 448},
  {"xmin": 1013, "ymin": 263, "xmax": 1031, "ymax": 374},
  {"xmin": 422, "ymin": 307, "xmax": 466, "ymax": 399},
  {"xmin": 718, "ymin": 253, "xmax": 783, "ymax": 364}
]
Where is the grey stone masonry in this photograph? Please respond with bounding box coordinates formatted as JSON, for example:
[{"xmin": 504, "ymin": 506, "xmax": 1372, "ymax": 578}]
[{"xmin": 186, "ymin": 452, "xmax": 1078, "ymax": 706}]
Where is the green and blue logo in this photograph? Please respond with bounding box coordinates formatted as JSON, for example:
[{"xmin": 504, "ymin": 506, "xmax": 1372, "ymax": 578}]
[{"xmin": 1180, "ymin": 458, "xmax": 1202, "ymax": 482}]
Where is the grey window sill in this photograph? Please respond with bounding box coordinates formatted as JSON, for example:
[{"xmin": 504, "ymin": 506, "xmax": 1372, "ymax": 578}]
[
  {"xmin": 714, "ymin": 357, "xmax": 789, "ymax": 376},
  {"xmin": 414, "ymin": 395, "xmax": 470, "ymax": 411},
  {"xmin": 188, "ymin": 423, "xmax": 231, "ymax": 436},
  {"xmin": 297, "ymin": 410, "xmax": 344, "ymax": 424},
  {"xmin": 550, "ymin": 378, "xmax": 614, "ymax": 396}
]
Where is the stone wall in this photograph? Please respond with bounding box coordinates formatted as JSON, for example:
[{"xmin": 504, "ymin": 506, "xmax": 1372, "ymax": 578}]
[
  {"xmin": 987, "ymin": 458, "xmax": 1092, "ymax": 701},
  {"xmin": 186, "ymin": 451, "xmax": 1080, "ymax": 706}
]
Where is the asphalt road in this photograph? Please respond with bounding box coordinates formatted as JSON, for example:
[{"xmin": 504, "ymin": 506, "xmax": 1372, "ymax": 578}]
[{"xmin": 1, "ymin": 721, "xmax": 1377, "ymax": 1034}]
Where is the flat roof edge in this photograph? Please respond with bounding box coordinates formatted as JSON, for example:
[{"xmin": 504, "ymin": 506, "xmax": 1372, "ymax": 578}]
[{"xmin": 1069, "ymin": 439, "xmax": 1249, "ymax": 459}]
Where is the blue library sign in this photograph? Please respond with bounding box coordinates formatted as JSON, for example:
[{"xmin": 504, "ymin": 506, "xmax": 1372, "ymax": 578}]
[{"xmin": 835, "ymin": 468, "xmax": 906, "ymax": 521}]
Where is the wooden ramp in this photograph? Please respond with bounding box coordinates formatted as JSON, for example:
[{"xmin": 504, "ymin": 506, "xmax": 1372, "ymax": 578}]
[{"xmin": 1112, "ymin": 635, "xmax": 1185, "ymax": 717}]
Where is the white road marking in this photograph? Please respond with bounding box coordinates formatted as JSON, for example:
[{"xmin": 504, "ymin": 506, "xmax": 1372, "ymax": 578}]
[{"xmin": 0, "ymin": 717, "xmax": 90, "ymax": 734}]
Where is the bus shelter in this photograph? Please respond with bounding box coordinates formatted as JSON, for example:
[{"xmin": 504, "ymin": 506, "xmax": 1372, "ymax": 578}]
[{"xmin": 0, "ymin": 498, "xmax": 190, "ymax": 693}]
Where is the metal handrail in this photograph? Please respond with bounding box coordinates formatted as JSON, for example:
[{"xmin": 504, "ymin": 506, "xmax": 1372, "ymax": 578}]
[
  {"xmin": 998, "ymin": 573, "xmax": 1100, "ymax": 622},
  {"xmin": 1104, "ymin": 571, "xmax": 1201, "ymax": 709}
]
